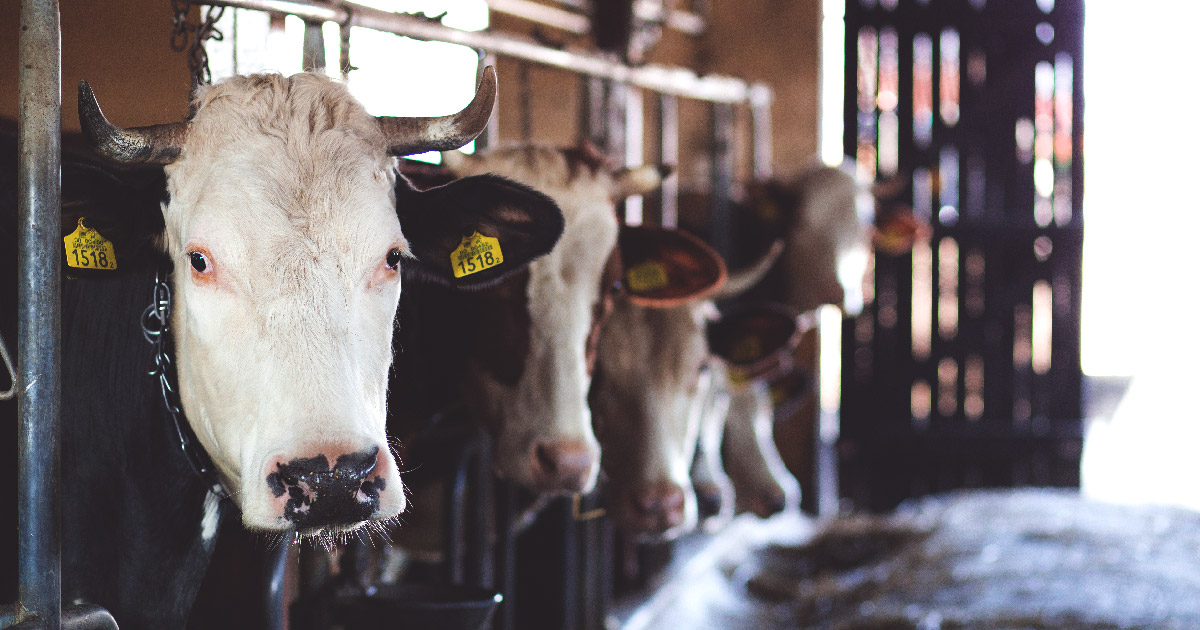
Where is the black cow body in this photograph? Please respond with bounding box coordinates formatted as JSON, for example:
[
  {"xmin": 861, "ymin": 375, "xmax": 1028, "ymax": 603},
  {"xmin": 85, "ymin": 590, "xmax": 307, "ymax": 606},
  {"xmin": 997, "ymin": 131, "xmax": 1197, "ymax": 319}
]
[{"xmin": 2, "ymin": 140, "xmax": 222, "ymax": 628}]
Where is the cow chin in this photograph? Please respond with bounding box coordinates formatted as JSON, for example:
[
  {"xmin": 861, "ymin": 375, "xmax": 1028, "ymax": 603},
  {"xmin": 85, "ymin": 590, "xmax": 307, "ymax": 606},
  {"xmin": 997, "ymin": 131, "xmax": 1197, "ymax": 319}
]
[{"xmin": 237, "ymin": 443, "xmax": 406, "ymax": 535}]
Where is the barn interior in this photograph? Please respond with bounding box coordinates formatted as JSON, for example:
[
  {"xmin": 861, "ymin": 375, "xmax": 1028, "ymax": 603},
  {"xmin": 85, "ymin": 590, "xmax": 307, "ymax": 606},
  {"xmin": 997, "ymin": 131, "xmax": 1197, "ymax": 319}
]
[{"xmin": 3, "ymin": 0, "xmax": 1198, "ymax": 629}]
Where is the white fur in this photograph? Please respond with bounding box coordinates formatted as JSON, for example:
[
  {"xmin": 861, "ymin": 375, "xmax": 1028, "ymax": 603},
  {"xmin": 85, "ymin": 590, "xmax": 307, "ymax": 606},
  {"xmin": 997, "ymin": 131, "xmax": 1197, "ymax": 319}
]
[
  {"xmin": 163, "ymin": 73, "xmax": 406, "ymax": 531},
  {"xmin": 780, "ymin": 164, "xmax": 874, "ymax": 315},
  {"xmin": 592, "ymin": 299, "xmax": 716, "ymax": 537},
  {"xmin": 718, "ymin": 371, "xmax": 801, "ymax": 516}
]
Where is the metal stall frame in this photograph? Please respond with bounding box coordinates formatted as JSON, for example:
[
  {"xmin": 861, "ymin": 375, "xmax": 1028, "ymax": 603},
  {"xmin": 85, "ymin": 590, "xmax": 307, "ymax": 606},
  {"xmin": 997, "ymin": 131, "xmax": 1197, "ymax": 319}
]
[
  {"xmin": 3, "ymin": 0, "xmax": 118, "ymax": 628},
  {"xmin": 4, "ymin": 1, "xmax": 772, "ymax": 628}
]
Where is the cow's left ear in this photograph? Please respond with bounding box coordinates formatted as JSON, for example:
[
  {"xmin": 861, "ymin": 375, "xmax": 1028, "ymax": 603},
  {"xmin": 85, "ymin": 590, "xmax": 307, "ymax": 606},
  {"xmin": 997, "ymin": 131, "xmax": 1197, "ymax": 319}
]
[
  {"xmin": 611, "ymin": 164, "xmax": 672, "ymax": 201},
  {"xmin": 618, "ymin": 225, "xmax": 726, "ymax": 307},
  {"xmin": 396, "ymin": 173, "xmax": 565, "ymax": 288},
  {"xmin": 706, "ymin": 303, "xmax": 805, "ymax": 380}
]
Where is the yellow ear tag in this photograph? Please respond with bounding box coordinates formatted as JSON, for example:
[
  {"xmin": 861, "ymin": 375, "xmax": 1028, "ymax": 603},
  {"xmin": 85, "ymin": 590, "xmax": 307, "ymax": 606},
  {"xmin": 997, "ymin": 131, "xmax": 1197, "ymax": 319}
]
[
  {"xmin": 63, "ymin": 218, "xmax": 117, "ymax": 270},
  {"xmin": 451, "ymin": 231, "xmax": 504, "ymax": 278},
  {"xmin": 626, "ymin": 261, "xmax": 669, "ymax": 293},
  {"xmin": 729, "ymin": 334, "xmax": 764, "ymax": 364}
]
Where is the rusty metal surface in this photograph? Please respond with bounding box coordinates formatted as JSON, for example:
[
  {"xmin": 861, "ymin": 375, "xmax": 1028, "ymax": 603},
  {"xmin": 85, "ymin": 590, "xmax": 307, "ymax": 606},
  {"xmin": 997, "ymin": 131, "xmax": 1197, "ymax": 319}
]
[{"xmin": 625, "ymin": 491, "xmax": 1200, "ymax": 630}]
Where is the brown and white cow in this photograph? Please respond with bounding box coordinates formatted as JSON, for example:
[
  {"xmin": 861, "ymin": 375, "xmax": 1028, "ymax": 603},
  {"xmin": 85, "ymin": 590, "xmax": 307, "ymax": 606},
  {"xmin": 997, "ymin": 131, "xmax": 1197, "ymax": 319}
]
[
  {"xmin": 590, "ymin": 233, "xmax": 785, "ymax": 538},
  {"xmin": 743, "ymin": 161, "xmax": 921, "ymax": 315},
  {"xmin": 390, "ymin": 144, "xmax": 668, "ymax": 494},
  {"xmin": 30, "ymin": 67, "xmax": 569, "ymax": 625}
]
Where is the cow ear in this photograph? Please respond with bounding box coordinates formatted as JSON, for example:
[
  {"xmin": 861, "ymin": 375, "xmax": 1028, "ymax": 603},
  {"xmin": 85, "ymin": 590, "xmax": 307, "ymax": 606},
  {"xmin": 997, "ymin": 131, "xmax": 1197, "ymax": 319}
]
[
  {"xmin": 59, "ymin": 160, "xmax": 167, "ymax": 275},
  {"xmin": 706, "ymin": 303, "xmax": 806, "ymax": 380},
  {"xmin": 611, "ymin": 164, "xmax": 671, "ymax": 200},
  {"xmin": 396, "ymin": 173, "xmax": 565, "ymax": 289},
  {"xmin": 872, "ymin": 203, "xmax": 927, "ymax": 256},
  {"xmin": 618, "ymin": 225, "xmax": 726, "ymax": 307}
]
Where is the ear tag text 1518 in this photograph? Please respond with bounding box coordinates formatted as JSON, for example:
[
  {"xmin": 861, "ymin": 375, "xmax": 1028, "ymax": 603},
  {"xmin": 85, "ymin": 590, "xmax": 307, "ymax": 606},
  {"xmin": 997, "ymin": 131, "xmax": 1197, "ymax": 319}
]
[
  {"xmin": 451, "ymin": 231, "xmax": 503, "ymax": 278},
  {"xmin": 626, "ymin": 261, "xmax": 669, "ymax": 293},
  {"xmin": 63, "ymin": 218, "xmax": 117, "ymax": 270}
]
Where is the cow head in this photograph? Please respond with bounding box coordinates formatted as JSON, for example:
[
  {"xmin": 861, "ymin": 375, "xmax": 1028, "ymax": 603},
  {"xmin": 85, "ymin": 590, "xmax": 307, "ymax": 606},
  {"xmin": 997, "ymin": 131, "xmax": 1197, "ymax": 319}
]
[
  {"xmin": 746, "ymin": 163, "xmax": 921, "ymax": 316},
  {"xmin": 589, "ymin": 226, "xmax": 724, "ymax": 539},
  {"xmin": 440, "ymin": 144, "xmax": 667, "ymax": 493},
  {"xmin": 592, "ymin": 234, "xmax": 790, "ymax": 539},
  {"xmin": 79, "ymin": 69, "xmax": 563, "ymax": 536}
]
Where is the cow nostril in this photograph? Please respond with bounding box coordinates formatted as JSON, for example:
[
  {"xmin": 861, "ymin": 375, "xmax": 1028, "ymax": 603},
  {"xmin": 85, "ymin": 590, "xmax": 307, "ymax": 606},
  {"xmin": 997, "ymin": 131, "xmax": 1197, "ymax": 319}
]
[{"xmin": 534, "ymin": 444, "xmax": 559, "ymax": 476}]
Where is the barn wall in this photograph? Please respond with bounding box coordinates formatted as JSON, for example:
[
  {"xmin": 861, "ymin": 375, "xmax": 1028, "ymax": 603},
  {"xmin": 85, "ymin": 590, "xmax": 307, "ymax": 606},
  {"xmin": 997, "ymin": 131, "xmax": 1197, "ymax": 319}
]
[{"xmin": 0, "ymin": 2, "xmax": 194, "ymax": 141}]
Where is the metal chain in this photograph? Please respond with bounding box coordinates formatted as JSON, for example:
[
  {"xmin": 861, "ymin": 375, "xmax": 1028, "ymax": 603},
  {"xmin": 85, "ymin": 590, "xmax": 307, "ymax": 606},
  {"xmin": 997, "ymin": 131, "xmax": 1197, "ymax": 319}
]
[
  {"xmin": 170, "ymin": 0, "xmax": 226, "ymax": 88},
  {"xmin": 141, "ymin": 269, "xmax": 227, "ymax": 497},
  {"xmin": 0, "ymin": 329, "xmax": 15, "ymax": 401}
]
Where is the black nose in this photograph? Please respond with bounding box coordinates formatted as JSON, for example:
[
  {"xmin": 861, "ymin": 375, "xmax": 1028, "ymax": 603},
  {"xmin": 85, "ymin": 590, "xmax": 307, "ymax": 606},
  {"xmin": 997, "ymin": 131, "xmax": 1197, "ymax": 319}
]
[{"xmin": 266, "ymin": 447, "xmax": 384, "ymax": 529}]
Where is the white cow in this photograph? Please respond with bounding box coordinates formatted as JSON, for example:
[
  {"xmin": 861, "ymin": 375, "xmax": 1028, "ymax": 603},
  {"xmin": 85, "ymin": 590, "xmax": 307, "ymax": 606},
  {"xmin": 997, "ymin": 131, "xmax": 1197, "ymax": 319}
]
[{"xmin": 78, "ymin": 67, "xmax": 562, "ymax": 535}]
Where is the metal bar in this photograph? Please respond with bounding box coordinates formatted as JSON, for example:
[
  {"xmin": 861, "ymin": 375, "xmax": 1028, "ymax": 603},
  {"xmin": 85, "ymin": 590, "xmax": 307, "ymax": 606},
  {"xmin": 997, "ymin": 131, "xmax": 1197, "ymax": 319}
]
[
  {"xmin": 482, "ymin": 0, "xmax": 705, "ymax": 37},
  {"xmin": 632, "ymin": 0, "xmax": 705, "ymax": 36},
  {"xmin": 749, "ymin": 85, "xmax": 773, "ymax": 180},
  {"xmin": 709, "ymin": 102, "xmax": 734, "ymax": 263},
  {"xmin": 623, "ymin": 85, "xmax": 645, "ymax": 225},
  {"xmin": 202, "ymin": 0, "xmax": 771, "ymax": 104},
  {"xmin": 485, "ymin": 0, "xmax": 589, "ymax": 34},
  {"xmin": 658, "ymin": 93, "xmax": 678, "ymax": 228},
  {"xmin": 16, "ymin": 0, "xmax": 62, "ymax": 627},
  {"xmin": 301, "ymin": 18, "xmax": 326, "ymax": 73},
  {"xmin": 263, "ymin": 541, "xmax": 289, "ymax": 630}
]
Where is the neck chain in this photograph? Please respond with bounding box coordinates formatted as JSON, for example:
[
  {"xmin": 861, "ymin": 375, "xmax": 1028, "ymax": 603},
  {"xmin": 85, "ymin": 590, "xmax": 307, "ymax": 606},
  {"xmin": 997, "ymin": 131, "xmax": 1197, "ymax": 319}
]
[{"xmin": 141, "ymin": 268, "xmax": 227, "ymax": 499}]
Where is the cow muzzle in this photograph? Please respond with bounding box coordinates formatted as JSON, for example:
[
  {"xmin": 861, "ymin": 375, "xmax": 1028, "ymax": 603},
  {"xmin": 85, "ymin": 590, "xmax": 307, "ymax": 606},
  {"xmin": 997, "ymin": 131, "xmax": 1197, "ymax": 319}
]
[
  {"xmin": 617, "ymin": 480, "xmax": 692, "ymax": 539},
  {"xmin": 527, "ymin": 440, "xmax": 600, "ymax": 494},
  {"xmin": 264, "ymin": 446, "xmax": 399, "ymax": 531}
]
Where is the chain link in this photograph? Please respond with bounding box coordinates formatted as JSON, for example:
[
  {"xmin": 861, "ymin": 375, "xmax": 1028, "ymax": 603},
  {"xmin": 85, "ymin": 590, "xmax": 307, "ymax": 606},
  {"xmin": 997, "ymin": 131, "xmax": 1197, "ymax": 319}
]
[
  {"xmin": 142, "ymin": 268, "xmax": 227, "ymax": 498},
  {"xmin": 170, "ymin": 0, "xmax": 226, "ymax": 88}
]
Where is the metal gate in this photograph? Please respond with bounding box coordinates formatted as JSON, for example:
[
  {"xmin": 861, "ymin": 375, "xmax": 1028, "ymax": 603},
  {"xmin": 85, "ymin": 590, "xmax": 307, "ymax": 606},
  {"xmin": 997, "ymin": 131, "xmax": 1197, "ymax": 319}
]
[{"xmin": 837, "ymin": 0, "xmax": 1085, "ymax": 512}]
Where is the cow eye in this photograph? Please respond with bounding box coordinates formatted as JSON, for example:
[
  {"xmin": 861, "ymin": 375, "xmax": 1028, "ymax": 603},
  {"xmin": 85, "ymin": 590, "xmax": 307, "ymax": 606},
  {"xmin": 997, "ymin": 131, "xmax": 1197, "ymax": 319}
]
[
  {"xmin": 188, "ymin": 251, "xmax": 210, "ymax": 273},
  {"xmin": 385, "ymin": 249, "xmax": 403, "ymax": 271}
]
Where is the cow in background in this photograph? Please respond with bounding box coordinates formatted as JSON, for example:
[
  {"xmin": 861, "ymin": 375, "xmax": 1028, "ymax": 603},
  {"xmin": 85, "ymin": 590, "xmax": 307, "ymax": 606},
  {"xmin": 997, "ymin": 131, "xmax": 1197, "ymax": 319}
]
[
  {"xmin": 740, "ymin": 160, "xmax": 922, "ymax": 315},
  {"xmin": 590, "ymin": 236, "xmax": 788, "ymax": 539},
  {"xmin": 389, "ymin": 144, "xmax": 669, "ymax": 496},
  {"xmin": 1, "ymin": 67, "xmax": 566, "ymax": 627},
  {"xmin": 692, "ymin": 305, "xmax": 807, "ymax": 525}
]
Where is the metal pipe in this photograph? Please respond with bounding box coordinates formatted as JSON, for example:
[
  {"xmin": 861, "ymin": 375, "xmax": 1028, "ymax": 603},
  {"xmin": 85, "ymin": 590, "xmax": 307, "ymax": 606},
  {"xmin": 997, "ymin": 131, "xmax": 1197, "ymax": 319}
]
[
  {"xmin": 749, "ymin": 85, "xmax": 773, "ymax": 180},
  {"xmin": 658, "ymin": 93, "xmax": 679, "ymax": 228},
  {"xmin": 202, "ymin": 0, "xmax": 771, "ymax": 104},
  {"xmin": 709, "ymin": 101, "xmax": 735, "ymax": 263},
  {"xmin": 17, "ymin": 0, "xmax": 63, "ymax": 627},
  {"xmin": 485, "ymin": 0, "xmax": 588, "ymax": 34},
  {"xmin": 263, "ymin": 542, "xmax": 289, "ymax": 630}
]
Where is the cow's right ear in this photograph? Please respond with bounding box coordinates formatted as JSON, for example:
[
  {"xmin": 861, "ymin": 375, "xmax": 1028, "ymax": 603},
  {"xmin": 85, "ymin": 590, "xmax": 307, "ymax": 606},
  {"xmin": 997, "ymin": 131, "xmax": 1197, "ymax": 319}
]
[
  {"xmin": 618, "ymin": 225, "xmax": 726, "ymax": 308},
  {"xmin": 396, "ymin": 173, "xmax": 565, "ymax": 289}
]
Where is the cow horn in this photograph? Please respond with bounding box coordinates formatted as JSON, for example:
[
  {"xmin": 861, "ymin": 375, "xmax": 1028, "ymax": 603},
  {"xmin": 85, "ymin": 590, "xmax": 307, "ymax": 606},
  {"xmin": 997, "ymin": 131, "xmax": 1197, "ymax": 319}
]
[
  {"xmin": 78, "ymin": 81, "xmax": 188, "ymax": 165},
  {"xmin": 378, "ymin": 66, "xmax": 497, "ymax": 157},
  {"xmin": 710, "ymin": 240, "xmax": 784, "ymax": 300}
]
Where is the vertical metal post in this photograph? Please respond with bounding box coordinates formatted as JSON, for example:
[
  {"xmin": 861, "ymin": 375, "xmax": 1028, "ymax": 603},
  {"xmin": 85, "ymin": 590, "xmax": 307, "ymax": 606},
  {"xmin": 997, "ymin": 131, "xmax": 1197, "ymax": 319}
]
[
  {"xmin": 709, "ymin": 101, "xmax": 735, "ymax": 264},
  {"xmin": 622, "ymin": 86, "xmax": 644, "ymax": 225},
  {"xmin": 17, "ymin": 0, "xmax": 63, "ymax": 628},
  {"xmin": 749, "ymin": 87, "xmax": 773, "ymax": 180},
  {"xmin": 658, "ymin": 93, "xmax": 679, "ymax": 228}
]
